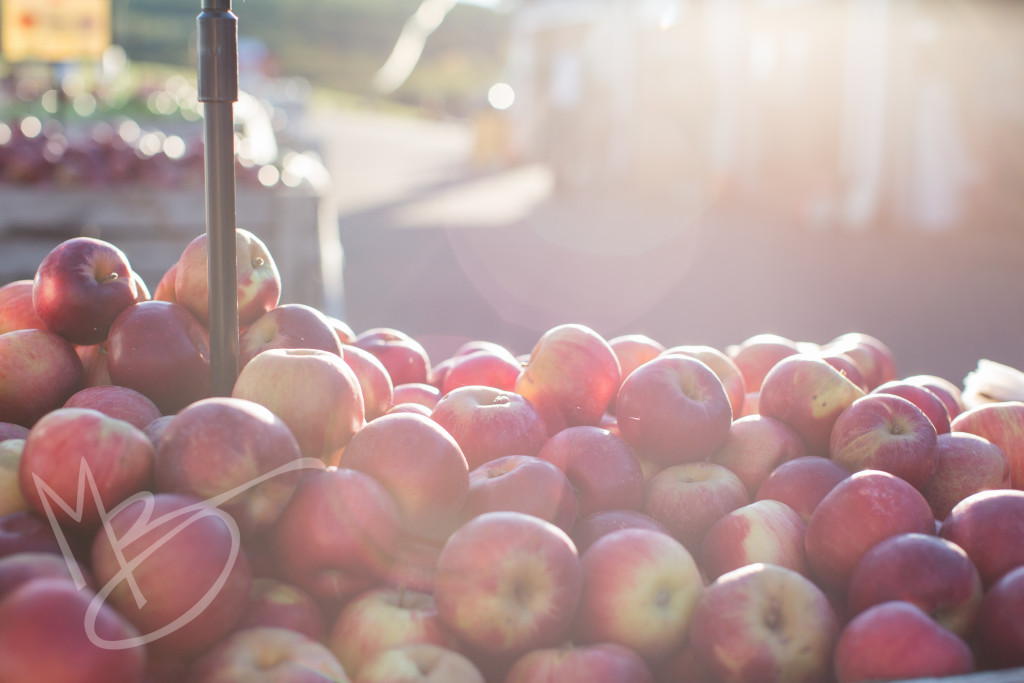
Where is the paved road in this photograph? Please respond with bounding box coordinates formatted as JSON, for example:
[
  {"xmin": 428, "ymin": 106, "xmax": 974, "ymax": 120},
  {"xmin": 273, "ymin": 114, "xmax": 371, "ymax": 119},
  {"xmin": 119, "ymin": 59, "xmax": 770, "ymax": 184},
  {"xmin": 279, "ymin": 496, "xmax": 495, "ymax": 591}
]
[{"xmin": 308, "ymin": 104, "xmax": 1024, "ymax": 390}]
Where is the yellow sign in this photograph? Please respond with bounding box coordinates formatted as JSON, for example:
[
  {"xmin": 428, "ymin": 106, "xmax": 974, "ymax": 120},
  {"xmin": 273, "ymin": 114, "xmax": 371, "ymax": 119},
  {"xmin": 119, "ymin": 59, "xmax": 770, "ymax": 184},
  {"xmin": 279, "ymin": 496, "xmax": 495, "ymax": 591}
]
[{"xmin": 2, "ymin": 0, "xmax": 112, "ymax": 62}]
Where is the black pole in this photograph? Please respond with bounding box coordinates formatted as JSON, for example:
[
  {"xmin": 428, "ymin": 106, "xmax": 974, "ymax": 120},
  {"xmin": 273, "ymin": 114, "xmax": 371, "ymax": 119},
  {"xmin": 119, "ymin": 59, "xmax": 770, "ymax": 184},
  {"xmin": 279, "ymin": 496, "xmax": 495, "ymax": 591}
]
[{"xmin": 197, "ymin": 0, "xmax": 239, "ymax": 396}]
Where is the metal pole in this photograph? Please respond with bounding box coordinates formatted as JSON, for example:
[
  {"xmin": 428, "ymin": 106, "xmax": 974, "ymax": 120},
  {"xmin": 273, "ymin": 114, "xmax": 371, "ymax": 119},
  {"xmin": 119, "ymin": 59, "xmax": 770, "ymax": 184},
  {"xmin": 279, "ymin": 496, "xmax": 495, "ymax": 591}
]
[{"xmin": 197, "ymin": 0, "xmax": 239, "ymax": 396}]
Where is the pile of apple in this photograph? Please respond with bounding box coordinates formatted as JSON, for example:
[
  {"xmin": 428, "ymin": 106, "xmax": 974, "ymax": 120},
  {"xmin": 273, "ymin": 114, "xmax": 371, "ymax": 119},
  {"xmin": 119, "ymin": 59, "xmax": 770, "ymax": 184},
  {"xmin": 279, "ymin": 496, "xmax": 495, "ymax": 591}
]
[{"xmin": 1, "ymin": 232, "xmax": 1024, "ymax": 683}]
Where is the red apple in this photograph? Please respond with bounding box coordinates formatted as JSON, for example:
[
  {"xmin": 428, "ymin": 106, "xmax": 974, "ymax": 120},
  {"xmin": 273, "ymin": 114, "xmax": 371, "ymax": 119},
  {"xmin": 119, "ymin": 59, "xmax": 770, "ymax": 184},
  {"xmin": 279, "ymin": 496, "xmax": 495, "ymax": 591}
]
[
  {"xmin": 430, "ymin": 385, "xmax": 548, "ymax": 470},
  {"xmin": 154, "ymin": 397, "xmax": 308, "ymax": 537},
  {"xmin": 0, "ymin": 438, "xmax": 28, "ymax": 516},
  {"xmin": 904, "ymin": 374, "xmax": 965, "ymax": 421},
  {"xmin": 536, "ymin": 425, "xmax": 646, "ymax": 518},
  {"xmin": 353, "ymin": 327, "xmax": 431, "ymax": 387},
  {"xmin": 90, "ymin": 492, "xmax": 253, "ymax": 659},
  {"xmin": 569, "ymin": 508, "xmax": 670, "ymax": 555},
  {"xmin": 433, "ymin": 511, "xmax": 583, "ymax": 658},
  {"xmin": 152, "ymin": 261, "xmax": 178, "ymax": 303},
  {"xmin": 239, "ymin": 303, "xmax": 343, "ymax": 369},
  {"xmin": 0, "ymin": 423, "xmax": 30, "ymax": 442},
  {"xmin": 326, "ymin": 315, "xmax": 357, "ymax": 344},
  {"xmin": 506, "ymin": 641, "xmax": 654, "ymax": 683},
  {"xmin": 700, "ymin": 499, "xmax": 810, "ymax": 581},
  {"xmin": 846, "ymin": 532, "xmax": 983, "ymax": 637},
  {"xmin": 607, "ymin": 333, "xmax": 666, "ymax": 414},
  {"xmin": 0, "ymin": 328, "xmax": 84, "ymax": 427},
  {"xmin": 973, "ymin": 565, "xmax": 1024, "ymax": 670},
  {"xmin": 236, "ymin": 577, "xmax": 325, "ymax": 641},
  {"xmin": 822, "ymin": 332, "xmax": 898, "ymax": 391},
  {"xmin": 272, "ymin": 468, "xmax": 404, "ymax": 602},
  {"xmin": 950, "ymin": 400, "xmax": 1024, "ymax": 489},
  {"xmin": 32, "ymin": 236, "xmax": 139, "ymax": 345},
  {"xmin": 710, "ymin": 415, "xmax": 807, "ymax": 497},
  {"xmin": 342, "ymin": 343, "xmax": 395, "ymax": 422},
  {"xmin": 514, "ymin": 323, "xmax": 621, "ymax": 436},
  {"xmin": 188, "ymin": 626, "xmax": 350, "ymax": 683},
  {"xmin": 939, "ymin": 489, "xmax": 1024, "ymax": 588},
  {"xmin": 871, "ymin": 379, "xmax": 951, "ymax": 434},
  {"xmin": 377, "ymin": 528, "xmax": 444, "ymax": 594},
  {"xmin": 75, "ymin": 342, "xmax": 112, "ymax": 388},
  {"xmin": 392, "ymin": 382, "xmax": 442, "ymax": 409},
  {"xmin": 726, "ymin": 333, "xmax": 800, "ymax": 392},
  {"xmin": 440, "ymin": 348, "xmax": 522, "ymax": 395},
  {"xmin": 573, "ymin": 527, "xmax": 704, "ymax": 662},
  {"xmin": 232, "ymin": 347, "xmax": 365, "ymax": 467},
  {"xmin": 355, "ymin": 643, "xmax": 485, "ymax": 683},
  {"xmin": 616, "ymin": 354, "xmax": 733, "ymax": 466},
  {"xmin": 754, "ymin": 455, "xmax": 851, "ymax": 523},
  {"xmin": 327, "ymin": 586, "xmax": 459, "ymax": 677},
  {"xmin": 174, "ymin": 227, "xmax": 282, "ymax": 327},
  {"xmin": 20, "ymin": 407, "xmax": 154, "ymax": 530},
  {"xmin": 833, "ymin": 601, "xmax": 974, "ymax": 683},
  {"xmin": 828, "ymin": 393, "xmax": 938, "ymax": 490},
  {"xmin": 662, "ymin": 344, "xmax": 746, "ymax": 420},
  {"xmin": 0, "ymin": 551, "xmax": 93, "ymax": 602},
  {"xmin": 105, "ymin": 300, "xmax": 211, "ymax": 415},
  {"xmin": 920, "ymin": 432, "xmax": 1011, "ymax": 520},
  {"xmin": 130, "ymin": 271, "xmax": 150, "ymax": 302},
  {"xmin": 63, "ymin": 384, "xmax": 163, "ymax": 430},
  {"xmin": 689, "ymin": 563, "xmax": 840, "ymax": 683},
  {"xmin": 812, "ymin": 349, "xmax": 867, "ymax": 392},
  {"xmin": 0, "ymin": 510, "xmax": 67, "ymax": 559},
  {"xmin": 338, "ymin": 412, "xmax": 469, "ymax": 541},
  {"xmin": 642, "ymin": 461, "xmax": 749, "ymax": 555},
  {"xmin": 386, "ymin": 402, "xmax": 433, "ymax": 417},
  {"xmin": 0, "ymin": 279, "xmax": 45, "ymax": 333},
  {"xmin": 0, "ymin": 578, "xmax": 146, "ymax": 683},
  {"xmin": 758, "ymin": 353, "xmax": 866, "ymax": 456},
  {"xmin": 460, "ymin": 454, "xmax": 577, "ymax": 532},
  {"xmin": 804, "ymin": 470, "xmax": 936, "ymax": 594}
]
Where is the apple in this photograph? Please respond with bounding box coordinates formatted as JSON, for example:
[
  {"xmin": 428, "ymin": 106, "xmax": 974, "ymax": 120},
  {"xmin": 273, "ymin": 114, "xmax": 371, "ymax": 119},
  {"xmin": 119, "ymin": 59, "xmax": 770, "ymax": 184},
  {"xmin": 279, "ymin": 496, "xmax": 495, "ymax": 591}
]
[
  {"xmin": 326, "ymin": 315, "xmax": 357, "ymax": 344},
  {"xmin": 392, "ymin": 383, "xmax": 442, "ymax": 410},
  {"xmin": 377, "ymin": 528, "xmax": 444, "ymax": 594},
  {"xmin": 739, "ymin": 391, "xmax": 759, "ymax": 417},
  {"xmin": 973, "ymin": 565, "xmax": 1024, "ymax": 670},
  {"xmin": 700, "ymin": 499, "xmax": 810, "ymax": 581},
  {"xmin": 440, "ymin": 348, "xmax": 522, "ymax": 395},
  {"xmin": 920, "ymin": 432, "xmax": 1010, "ymax": 520},
  {"xmin": 355, "ymin": 643, "xmax": 485, "ymax": 683},
  {"xmin": 152, "ymin": 260, "xmax": 178, "ymax": 303},
  {"xmin": 232, "ymin": 348, "xmax": 365, "ymax": 467},
  {"xmin": 570, "ymin": 508, "xmax": 670, "ymax": 554},
  {"xmin": 536, "ymin": 425, "xmax": 646, "ymax": 518},
  {"xmin": 0, "ymin": 550, "xmax": 94, "ymax": 602},
  {"xmin": 514, "ymin": 323, "xmax": 621, "ymax": 436},
  {"xmin": 804, "ymin": 470, "xmax": 936, "ymax": 594},
  {"xmin": 754, "ymin": 455, "xmax": 851, "ymax": 523},
  {"xmin": 188, "ymin": 626, "xmax": 350, "ymax": 683},
  {"xmin": 63, "ymin": 384, "xmax": 163, "ymax": 430},
  {"xmin": 904, "ymin": 374, "xmax": 965, "ymax": 421},
  {"xmin": 105, "ymin": 300, "xmax": 211, "ymax": 415},
  {"xmin": 726, "ymin": 333, "xmax": 800, "ymax": 393},
  {"xmin": 616, "ymin": 354, "xmax": 732, "ymax": 466},
  {"xmin": 236, "ymin": 577, "xmax": 326, "ymax": 641},
  {"xmin": 130, "ymin": 271, "xmax": 150, "ymax": 302},
  {"xmin": 19, "ymin": 407, "xmax": 154, "ymax": 531},
  {"xmin": 642, "ymin": 461, "xmax": 749, "ymax": 556},
  {"xmin": 327, "ymin": 586, "xmax": 459, "ymax": 677},
  {"xmin": 758, "ymin": 353, "xmax": 866, "ymax": 456},
  {"xmin": 689, "ymin": 563, "xmax": 840, "ymax": 683},
  {"xmin": 950, "ymin": 400, "xmax": 1024, "ymax": 489},
  {"xmin": 506, "ymin": 641, "xmax": 654, "ymax": 683},
  {"xmin": 90, "ymin": 492, "xmax": 253, "ymax": 660},
  {"xmin": 386, "ymin": 402, "xmax": 433, "ymax": 417},
  {"xmin": 710, "ymin": 415, "xmax": 807, "ymax": 497},
  {"xmin": 338, "ymin": 412, "xmax": 469, "ymax": 541},
  {"xmin": 0, "ymin": 439, "xmax": 28, "ymax": 517},
  {"xmin": 341, "ymin": 343, "xmax": 395, "ymax": 422},
  {"xmin": 433, "ymin": 511, "xmax": 583, "ymax": 658},
  {"xmin": 154, "ymin": 397, "xmax": 308, "ymax": 537},
  {"xmin": 429, "ymin": 385, "xmax": 548, "ymax": 470},
  {"xmin": 272, "ymin": 467, "xmax": 404, "ymax": 602},
  {"xmin": 845, "ymin": 532, "xmax": 983, "ymax": 637},
  {"xmin": 174, "ymin": 227, "xmax": 282, "ymax": 328},
  {"xmin": 607, "ymin": 333, "xmax": 666, "ymax": 414},
  {"xmin": 0, "ymin": 422, "xmax": 30, "ymax": 442},
  {"xmin": 353, "ymin": 327, "xmax": 432, "ymax": 387},
  {"xmin": 0, "ymin": 279, "xmax": 45, "ymax": 333},
  {"xmin": 460, "ymin": 454, "xmax": 577, "ymax": 531},
  {"xmin": 0, "ymin": 328, "xmax": 84, "ymax": 427},
  {"xmin": 32, "ymin": 236, "xmax": 138, "ymax": 345},
  {"xmin": 871, "ymin": 379, "xmax": 951, "ymax": 434},
  {"xmin": 828, "ymin": 393, "xmax": 938, "ymax": 490},
  {"xmin": 0, "ymin": 510, "xmax": 68, "ymax": 559},
  {"xmin": 573, "ymin": 527, "xmax": 703, "ymax": 662},
  {"xmin": 75, "ymin": 342, "xmax": 112, "ymax": 388},
  {"xmin": 822, "ymin": 332, "xmax": 898, "ymax": 391},
  {"xmin": 0, "ymin": 578, "xmax": 147, "ymax": 683},
  {"xmin": 661, "ymin": 344, "xmax": 746, "ymax": 420},
  {"xmin": 939, "ymin": 489, "xmax": 1024, "ymax": 588},
  {"xmin": 812, "ymin": 348, "xmax": 867, "ymax": 392},
  {"xmin": 238, "ymin": 303, "xmax": 343, "ymax": 369},
  {"xmin": 832, "ymin": 601, "xmax": 974, "ymax": 683}
]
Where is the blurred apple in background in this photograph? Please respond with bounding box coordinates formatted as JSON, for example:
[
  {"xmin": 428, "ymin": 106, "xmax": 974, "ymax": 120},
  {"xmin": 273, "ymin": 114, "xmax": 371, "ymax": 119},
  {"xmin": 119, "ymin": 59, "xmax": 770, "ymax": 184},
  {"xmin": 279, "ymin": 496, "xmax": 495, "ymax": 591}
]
[
  {"xmin": 355, "ymin": 643, "xmax": 485, "ymax": 683},
  {"xmin": 0, "ymin": 551, "xmax": 93, "ymax": 602},
  {"xmin": 0, "ymin": 439, "xmax": 28, "ymax": 517},
  {"xmin": 341, "ymin": 343, "xmax": 394, "ymax": 421},
  {"xmin": 326, "ymin": 315, "xmax": 357, "ymax": 344},
  {"xmin": 700, "ymin": 499, "xmax": 810, "ymax": 581},
  {"xmin": 606, "ymin": 333, "xmax": 666, "ymax": 414},
  {"xmin": 950, "ymin": 400, "xmax": 1024, "ymax": 489},
  {"xmin": 32, "ymin": 236, "xmax": 138, "ymax": 346},
  {"xmin": 74, "ymin": 342, "xmax": 112, "ymax": 388},
  {"xmin": 174, "ymin": 228, "xmax": 281, "ymax": 328},
  {"xmin": 152, "ymin": 261, "xmax": 178, "ymax": 303},
  {"xmin": 569, "ymin": 508, "xmax": 669, "ymax": 554},
  {"xmin": 661, "ymin": 344, "xmax": 746, "ymax": 420},
  {"xmin": 822, "ymin": 332, "xmax": 898, "ymax": 391},
  {"xmin": 726, "ymin": 333, "xmax": 800, "ymax": 393},
  {"xmin": 0, "ymin": 328, "xmax": 83, "ymax": 427},
  {"xmin": 514, "ymin": 323, "xmax": 620, "ymax": 436},
  {"xmin": 974, "ymin": 565, "xmax": 1024, "ymax": 670},
  {"xmin": 189, "ymin": 626, "xmax": 350, "ymax": 683},
  {"xmin": 710, "ymin": 414, "xmax": 807, "ymax": 497},
  {"xmin": 870, "ymin": 379, "xmax": 951, "ymax": 434},
  {"xmin": 353, "ymin": 327, "xmax": 431, "ymax": 387},
  {"xmin": 904, "ymin": 373, "xmax": 965, "ymax": 420},
  {"xmin": 392, "ymin": 382, "xmax": 442, "ymax": 409},
  {"xmin": 505, "ymin": 641, "xmax": 653, "ymax": 683},
  {"xmin": 939, "ymin": 488, "xmax": 1024, "ymax": 588},
  {"xmin": 63, "ymin": 384, "xmax": 162, "ymax": 430},
  {"xmin": 460, "ymin": 454, "xmax": 577, "ymax": 532},
  {"xmin": 0, "ymin": 279, "xmax": 45, "ymax": 333},
  {"xmin": 920, "ymin": 432, "xmax": 1010, "ymax": 520},
  {"xmin": 236, "ymin": 577, "xmax": 325, "ymax": 642},
  {"xmin": 440, "ymin": 346, "xmax": 522, "ymax": 394},
  {"xmin": 0, "ymin": 510, "xmax": 68, "ymax": 559},
  {"xmin": 754, "ymin": 455, "xmax": 851, "ymax": 523},
  {"xmin": 238, "ymin": 303, "xmax": 343, "ymax": 369},
  {"xmin": 105, "ymin": 300, "xmax": 211, "ymax": 415},
  {"xmin": 616, "ymin": 354, "xmax": 732, "ymax": 466}
]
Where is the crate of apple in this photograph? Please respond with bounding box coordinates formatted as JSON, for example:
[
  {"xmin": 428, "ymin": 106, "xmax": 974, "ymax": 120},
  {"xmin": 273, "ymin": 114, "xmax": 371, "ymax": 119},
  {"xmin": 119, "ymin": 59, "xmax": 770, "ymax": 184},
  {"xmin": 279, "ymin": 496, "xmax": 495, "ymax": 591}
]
[{"xmin": 1, "ymin": 233, "xmax": 1023, "ymax": 683}]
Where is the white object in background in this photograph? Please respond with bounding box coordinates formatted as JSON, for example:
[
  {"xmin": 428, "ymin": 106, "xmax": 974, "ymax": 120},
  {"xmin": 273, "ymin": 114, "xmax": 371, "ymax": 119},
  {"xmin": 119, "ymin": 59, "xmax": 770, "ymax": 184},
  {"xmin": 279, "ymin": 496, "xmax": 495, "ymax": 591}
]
[{"xmin": 962, "ymin": 359, "xmax": 1024, "ymax": 409}]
